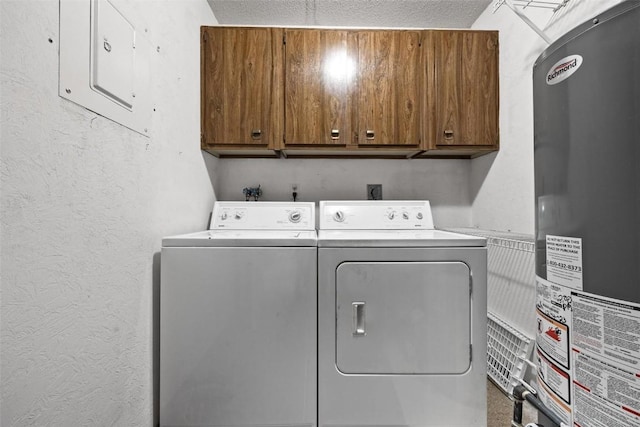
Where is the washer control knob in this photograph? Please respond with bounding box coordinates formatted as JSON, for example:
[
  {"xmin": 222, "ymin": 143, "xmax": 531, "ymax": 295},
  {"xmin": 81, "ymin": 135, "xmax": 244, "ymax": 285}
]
[
  {"xmin": 234, "ymin": 211, "xmax": 244, "ymax": 220},
  {"xmin": 220, "ymin": 212, "xmax": 228, "ymax": 220},
  {"xmin": 387, "ymin": 211, "xmax": 396, "ymax": 220},
  {"xmin": 289, "ymin": 210, "xmax": 302, "ymax": 223},
  {"xmin": 402, "ymin": 211, "xmax": 409, "ymax": 220},
  {"xmin": 416, "ymin": 212, "xmax": 424, "ymax": 220},
  {"xmin": 333, "ymin": 211, "xmax": 345, "ymax": 222}
]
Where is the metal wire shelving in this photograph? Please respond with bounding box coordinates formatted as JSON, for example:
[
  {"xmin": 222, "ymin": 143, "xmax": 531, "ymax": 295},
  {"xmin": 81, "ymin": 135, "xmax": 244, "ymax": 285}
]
[{"xmin": 493, "ymin": 0, "xmax": 573, "ymax": 43}]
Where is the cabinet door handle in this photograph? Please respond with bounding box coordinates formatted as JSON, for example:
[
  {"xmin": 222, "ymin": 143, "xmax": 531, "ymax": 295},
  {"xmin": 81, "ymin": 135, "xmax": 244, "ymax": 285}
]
[
  {"xmin": 444, "ymin": 130, "xmax": 454, "ymax": 139},
  {"xmin": 353, "ymin": 302, "xmax": 366, "ymax": 336},
  {"xmin": 251, "ymin": 129, "xmax": 262, "ymax": 140},
  {"xmin": 331, "ymin": 129, "xmax": 340, "ymax": 140},
  {"xmin": 366, "ymin": 130, "xmax": 375, "ymax": 140}
]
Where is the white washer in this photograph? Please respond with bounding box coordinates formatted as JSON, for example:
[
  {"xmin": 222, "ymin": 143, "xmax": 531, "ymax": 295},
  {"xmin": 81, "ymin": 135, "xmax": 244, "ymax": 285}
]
[
  {"xmin": 317, "ymin": 200, "xmax": 487, "ymax": 427},
  {"xmin": 160, "ymin": 201, "xmax": 317, "ymax": 427}
]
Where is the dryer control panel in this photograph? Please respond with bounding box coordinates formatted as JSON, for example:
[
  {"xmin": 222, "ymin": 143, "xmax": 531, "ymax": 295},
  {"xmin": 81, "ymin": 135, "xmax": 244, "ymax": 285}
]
[
  {"xmin": 211, "ymin": 202, "xmax": 315, "ymax": 230},
  {"xmin": 319, "ymin": 201, "xmax": 434, "ymax": 230}
]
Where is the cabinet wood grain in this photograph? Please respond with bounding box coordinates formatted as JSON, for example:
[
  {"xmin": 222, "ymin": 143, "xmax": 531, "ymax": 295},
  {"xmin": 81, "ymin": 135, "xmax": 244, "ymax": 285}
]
[
  {"xmin": 201, "ymin": 27, "xmax": 283, "ymax": 151},
  {"xmin": 432, "ymin": 31, "xmax": 499, "ymax": 150},
  {"xmin": 284, "ymin": 29, "xmax": 356, "ymax": 146},
  {"xmin": 200, "ymin": 26, "xmax": 499, "ymax": 158},
  {"xmin": 357, "ymin": 30, "xmax": 422, "ymax": 147}
]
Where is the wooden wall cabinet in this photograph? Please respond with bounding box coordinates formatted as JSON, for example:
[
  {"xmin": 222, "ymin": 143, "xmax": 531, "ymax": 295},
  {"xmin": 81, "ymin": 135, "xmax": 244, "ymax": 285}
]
[
  {"xmin": 201, "ymin": 26, "xmax": 499, "ymax": 158},
  {"xmin": 356, "ymin": 30, "xmax": 423, "ymax": 149},
  {"xmin": 283, "ymin": 29, "xmax": 424, "ymax": 157},
  {"xmin": 284, "ymin": 29, "xmax": 356, "ymax": 148},
  {"xmin": 200, "ymin": 27, "xmax": 283, "ymax": 156},
  {"xmin": 421, "ymin": 30, "xmax": 499, "ymax": 157}
]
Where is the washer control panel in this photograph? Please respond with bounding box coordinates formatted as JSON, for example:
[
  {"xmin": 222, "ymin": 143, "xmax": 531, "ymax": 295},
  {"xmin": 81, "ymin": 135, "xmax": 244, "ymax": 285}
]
[
  {"xmin": 211, "ymin": 202, "xmax": 315, "ymax": 230},
  {"xmin": 319, "ymin": 201, "xmax": 434, "ymax": 230}
]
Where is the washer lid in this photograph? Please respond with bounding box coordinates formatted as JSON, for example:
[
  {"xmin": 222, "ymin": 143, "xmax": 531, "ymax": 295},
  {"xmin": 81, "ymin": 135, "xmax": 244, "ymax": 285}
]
[
  {"xmin": 163, "ymin": 230, "xmax": 318, "ymax": 247},
  {"xmin": 318, "ymin": 229, "xmax": 485, "ymax": 247}
]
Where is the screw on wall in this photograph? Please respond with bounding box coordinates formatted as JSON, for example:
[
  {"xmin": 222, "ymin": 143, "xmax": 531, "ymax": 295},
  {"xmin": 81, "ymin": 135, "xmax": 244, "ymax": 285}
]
[{"xmin": 367, "ymin": 184, "xmax": 382, "ymax": 200}]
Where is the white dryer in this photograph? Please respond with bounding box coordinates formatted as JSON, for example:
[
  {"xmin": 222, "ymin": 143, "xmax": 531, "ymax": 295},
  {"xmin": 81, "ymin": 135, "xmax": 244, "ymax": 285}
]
[
  {"xmin": 160, "ymin": 202, "xmax": 317, "ymax": 427},
  {"xmin": 317, "ymin": 200, "xmax": 487, "ymax": 427}
]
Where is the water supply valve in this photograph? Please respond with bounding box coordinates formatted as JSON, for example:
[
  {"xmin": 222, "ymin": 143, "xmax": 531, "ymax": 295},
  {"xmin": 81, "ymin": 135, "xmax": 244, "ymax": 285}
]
[{"xmin": 242, "ymin": 185, "xmax": 262, "ymax": 201}]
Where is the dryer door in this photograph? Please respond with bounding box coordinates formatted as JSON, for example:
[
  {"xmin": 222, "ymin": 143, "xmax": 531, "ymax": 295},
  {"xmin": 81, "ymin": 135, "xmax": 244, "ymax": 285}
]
[{"xmin": 336, "ymin": 261, "xmax": 471, "ymax": 374}]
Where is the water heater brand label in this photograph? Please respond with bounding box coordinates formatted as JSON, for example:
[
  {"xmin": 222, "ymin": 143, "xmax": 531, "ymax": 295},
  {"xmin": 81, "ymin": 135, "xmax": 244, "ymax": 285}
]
[{"xmin": 546, "ymin": 55, "xmax": 583, "ymax": 85}]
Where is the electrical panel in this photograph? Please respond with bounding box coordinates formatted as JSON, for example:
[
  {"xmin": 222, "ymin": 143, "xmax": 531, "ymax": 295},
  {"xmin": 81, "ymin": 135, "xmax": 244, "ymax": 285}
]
[
  {"xmin": 90, "ymin": 0, "xmax": 135, "ymax": 109},
  {"xmin": 59, "ymin": 0, "xmax": 151, "ymax": 136}
]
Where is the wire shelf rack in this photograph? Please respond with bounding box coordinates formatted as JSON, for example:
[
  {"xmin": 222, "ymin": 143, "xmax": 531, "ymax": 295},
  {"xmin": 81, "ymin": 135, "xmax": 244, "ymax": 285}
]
[
  {"xmin": 487, "ymin": 312, "xmax": 533, "ymax": 394},
  {"xmin": 494, "ymin": 0, "xmax": 570, "ymax": 13},
  {"xmin": 493, "ymin": 0, "xmax": 573, "ymax": 43}
]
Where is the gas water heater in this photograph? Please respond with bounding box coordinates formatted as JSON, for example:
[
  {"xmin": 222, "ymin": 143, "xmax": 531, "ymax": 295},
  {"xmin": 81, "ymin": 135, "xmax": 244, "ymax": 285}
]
[{"xmin": 533, "ymin": 1, "xmax": 640, "ymax": 425}]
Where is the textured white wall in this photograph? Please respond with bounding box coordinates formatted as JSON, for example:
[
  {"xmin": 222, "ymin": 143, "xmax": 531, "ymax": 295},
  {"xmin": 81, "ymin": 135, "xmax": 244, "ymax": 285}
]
[
  {"xmin": 213, "ymin": 158, "xmax": 472, "ymax": 228},
  {"xmin": 0, "ymin": 0, "xmax": 217, "ymax": 425},
  {"xmin": 470, "ymin": 0, "xmax": 626, "ymax": 234}
]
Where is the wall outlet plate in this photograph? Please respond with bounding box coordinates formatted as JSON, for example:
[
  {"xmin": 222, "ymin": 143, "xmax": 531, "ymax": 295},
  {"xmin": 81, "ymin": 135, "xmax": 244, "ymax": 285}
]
[{"xmin": 367, "ymin": 184, "xmax": 382, "ymax": 200}]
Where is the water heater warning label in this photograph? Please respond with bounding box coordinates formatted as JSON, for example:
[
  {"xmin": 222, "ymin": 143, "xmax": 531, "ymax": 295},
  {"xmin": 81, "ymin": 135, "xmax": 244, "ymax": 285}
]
[
  {"xmin": 571, "ymin": 292, "xmax": 640, "ymax": 427},
  {"xmin": 546, "ymin": 235, "xmax": 583, "ymax": 290},
  {"xmin": 536, "ymin": 275, "xmax": 574, "ymax": 424}
]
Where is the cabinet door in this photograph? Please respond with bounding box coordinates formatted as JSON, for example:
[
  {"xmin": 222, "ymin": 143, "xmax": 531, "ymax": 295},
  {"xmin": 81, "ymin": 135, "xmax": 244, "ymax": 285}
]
[
  {"xmin": 434, "ymin": 31, "xmax": 498, "ymax": 149},
  {"xmin": 201, "ymin": 27, "xmax": 283, "ymax": 149},
  {"xmin": 357, "ymin": 31, "xmax": 422, "ymax": 147},
  {"xmin": 284, "ymin": 29, "xmax": 356, "ymax": 146}
]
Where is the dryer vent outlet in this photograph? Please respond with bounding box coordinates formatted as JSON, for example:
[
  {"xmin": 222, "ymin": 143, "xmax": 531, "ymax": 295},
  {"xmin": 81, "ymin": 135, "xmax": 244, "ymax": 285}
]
[{"xmin": 367, "ymin": 184, "xmax": 382, "ymax": 200}]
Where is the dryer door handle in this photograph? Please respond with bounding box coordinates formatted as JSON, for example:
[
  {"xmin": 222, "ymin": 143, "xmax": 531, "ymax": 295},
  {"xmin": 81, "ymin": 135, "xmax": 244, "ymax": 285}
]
[{"xmin": 352, "ymin": 302, "xmax": 366, "ymax": 336}]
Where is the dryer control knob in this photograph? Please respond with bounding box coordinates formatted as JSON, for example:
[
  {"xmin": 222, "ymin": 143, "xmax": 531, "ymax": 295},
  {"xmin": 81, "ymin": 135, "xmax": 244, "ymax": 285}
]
[
  {"xmin": 220, "ymin": 212, "xmax": 228, "ymax": 220},
  {"xmin": 289, "ymin": 210, "xmax": 302, "ymax": 223},
  {"xmin": 387, "ymin": 211, "xmax": 396, "ymax": 220},
  {"xmin": 333, "ymin": 211, "xmax": 346, "ymax": 222},
  {"xmin": 234, "ymin": 211, "xmax": 244, "ymax": 220},
  {"xmin": 402, "ymin": 211, "xmax": 409, "ymax": 220},
  {"xmin": 416, "ymin": 212, "xmax": 423, "ymax": 220}
]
